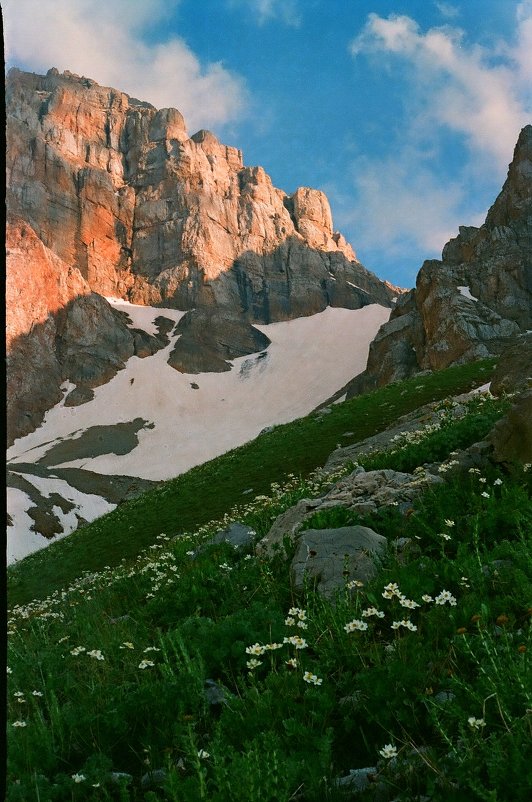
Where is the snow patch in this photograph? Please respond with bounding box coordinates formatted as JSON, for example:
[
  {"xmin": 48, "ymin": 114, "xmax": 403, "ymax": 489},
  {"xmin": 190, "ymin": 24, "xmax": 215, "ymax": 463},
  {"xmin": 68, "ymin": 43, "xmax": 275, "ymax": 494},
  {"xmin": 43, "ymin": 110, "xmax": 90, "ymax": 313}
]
[
  {"xmin": 7, "ymin": 303, "xmax": 391, "ymax": 560},
  {"xmin": 105, "ymin": 297, "xmax": 186, "ymax": 335},
  {"xmin": 7, "ymin": 473, "xmax": 116, "ymax": 565},
  {"xmin": 457, "ymin": 286, "xmax": 478, "ymax": 302}
]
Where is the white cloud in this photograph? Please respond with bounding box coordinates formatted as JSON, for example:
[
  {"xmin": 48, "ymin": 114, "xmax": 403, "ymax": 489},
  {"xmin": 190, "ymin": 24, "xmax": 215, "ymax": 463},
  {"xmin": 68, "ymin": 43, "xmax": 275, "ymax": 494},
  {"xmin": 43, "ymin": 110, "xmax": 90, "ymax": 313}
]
[
  {"xmin": 227, "ymin": 0, "xmax": 301, "ymax": 27},
  {"xmin": 435, "ymin": 2, "xmax": 460, "ymax": 19},
  {"xmin": 342, "ymin": 6, "xmax": 531, "ymax": 269},
  {"xmin": 335, "ymin": 154, "xmax": 472, "ymax": 261},
  {"xmin": 350, "ymin": 10, "xmax": 531, "ymax": 168},
  {"xmin": 3, "ymin": 0, "xmax": 248, "ymax": 133}
]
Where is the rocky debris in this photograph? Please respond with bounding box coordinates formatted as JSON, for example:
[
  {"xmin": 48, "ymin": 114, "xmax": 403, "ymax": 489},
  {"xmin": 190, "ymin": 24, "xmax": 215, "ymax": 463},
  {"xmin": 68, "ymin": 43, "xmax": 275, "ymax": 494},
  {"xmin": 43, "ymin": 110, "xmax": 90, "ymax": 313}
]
[
  {"xmin": 258, "ymin": 467, "xmax": 443, "ymax": 556},
  {"xmin": 321, "ymin": 468, "xmax": 443, "ymax": 516},
  {"xmin": 208, "ymin": 522, "xmax": 257, "ymax": 550},
  {"xmin": 140, "ymin": 769, "xmax": 167, "ymax": 789},
  {"xmin": 489, "ymin": 390, "xmax": 532, "ymax": 464},
  {"xmin": 334, "ymin": 766, "xmax": 378, "ymax": 792},
  {"xmin": 490, "ymin": 333, "xmax": 532, "ymax": 396},
  {"xmin": 291, "ymin": 526, "xmax": 387, "ymax": 598},
  {"xmin": 204, "ymin": 679, "xmax": 229, "ymax": 708},
  {"xmin": 347, "ymin": 125, "xmax": 532, "ymax": 398}
]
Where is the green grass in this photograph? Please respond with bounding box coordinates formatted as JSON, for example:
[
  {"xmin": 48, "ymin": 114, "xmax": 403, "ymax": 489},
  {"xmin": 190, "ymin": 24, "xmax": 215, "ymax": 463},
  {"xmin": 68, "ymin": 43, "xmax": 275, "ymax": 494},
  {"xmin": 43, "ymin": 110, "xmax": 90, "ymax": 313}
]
[
  {"xmin": 8, "ymin": 358, "xmax": 496, "ymax": 608},
  {"xmin": 6, "ymin": 375, "xmax": 532, "ymax": 801}
]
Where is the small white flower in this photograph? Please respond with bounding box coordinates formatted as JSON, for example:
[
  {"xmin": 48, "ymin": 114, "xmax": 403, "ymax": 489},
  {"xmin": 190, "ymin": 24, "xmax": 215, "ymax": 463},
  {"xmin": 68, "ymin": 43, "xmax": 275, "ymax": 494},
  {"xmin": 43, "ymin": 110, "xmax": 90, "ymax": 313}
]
[
  {"xmin": 478, "ymin": 477, "xmax": 487, "ymax": 484},
  {"xmin": 13, "ymin": 691, "xmax": 24, "ymax": 698},
  {"xmin": 32, "ymin": 691, "xmax": 43, "ymax": 697},
  {"xmin": 87, "ymin": 650, "xmax": 105, "ymax": 661},
  {"xmin": 296, "ymin": 620, "xmax": 308, "ymax": 629},
  {"xmin": 493, "ymin": 478, "xmax": 503, "ymax": 486},
  {"xmin": 285, "ymin": 617, "xmax": 296, "ymax": 626},
  {"xmin": 379, "ymin": 744, "xmax": 397, "ymax": 759},
  {"xmin": 303, "ymin": 671, "xmax": 323, "ymax": 686},
  {"xmin": 283, "ymin": 635, "xmax": 308, "ymax": 649},
  {"xmin": 344, "ymin": 619, "xmax": 368, "ymax": 633},
  {"xmin": 72, "ymin": 773, "xmax": 86, "ymax": 783},
  {"xmin": 422, "ymin": 594, "xmax": 433, "ymax": 603},
  {"xmin": 246, "ymin": 658, "xmax": 262, "ymax": 670},
  {"xmin": 346, "ymin": 579, "xmax": 364, "ymax": 589},
  {"xmin": 435, "ymin": 590, "xmax": 457, "ymax": 607},
  {"xmin": 245, "ymin": 643, "xmax": 266, "ymax": 656},
  {"xmin": 438, "ymin": 532, "xmax": 452, "ymax": 541},
  {"xmin": 399, "ymin": 597, "xmax": 420, "ymax": 609},
  {"xmin": 12, "ymin": 720, "xmax": 27, "ymax": 727},
  {"xmin": 6, "ymin": 666, "xmax": 12, "ymax": 674},
  {"xmin": 143, "ymin": 647, "xmax": 160, "ymax": 653},
  {"xmin": 468, "ymin": 717, "xmax": 486, "ymax": 730},
  {"xmin": 186, "ymin": 550, "xmax": 195, "ymax": 556},
  {"xmin": 138, "ymin": 660, "xmax": 155, "ymax": 669},
  {"xmin": 285, "ymin": 658, "xmax": 298, "ymax": 668},
  {"xmin": 444, "ymin": 519, "xmax": 455, "ymax": 528},
  {"xmin": 468, "ymin": 467, "xmax": 481, "ymax": 474},
  {"xmin": 361, "ymin": 607, "xmax": 382, "ymax": 618},
  {"xmin": 481, "ymin": 491, "xmax": 490, "ymax": 498},
  {"xmin": 70, "ymin": 646, "xmax": 86, "ymax": 656},
  {"xmin": 197, "ymin": 750, "xmax": 210, "ymax": 759},
  {"xmin": 120, "ymin": 642, "xmax": 135, "ymax": 650},
  {"xmin": 265, "ymin": 642, "xmax": 283, "ymax": 651}
]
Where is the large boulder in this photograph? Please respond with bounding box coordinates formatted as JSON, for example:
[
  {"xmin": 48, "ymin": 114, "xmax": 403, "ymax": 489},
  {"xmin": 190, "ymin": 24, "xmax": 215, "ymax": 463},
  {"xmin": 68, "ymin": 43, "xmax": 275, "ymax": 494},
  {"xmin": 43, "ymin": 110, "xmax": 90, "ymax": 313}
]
[
  {"xmin": 489, "ymin": 390, "xmax": 532, "ymax": 464},
  {"xmin": 291, "ymin": 526, "xmax": 387, "ymax": 598}
]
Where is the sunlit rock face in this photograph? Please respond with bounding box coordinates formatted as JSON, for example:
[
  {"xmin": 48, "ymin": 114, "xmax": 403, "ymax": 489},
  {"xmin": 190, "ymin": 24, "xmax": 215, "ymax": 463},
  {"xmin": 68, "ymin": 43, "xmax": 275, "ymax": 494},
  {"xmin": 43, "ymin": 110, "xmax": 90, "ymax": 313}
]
[
  {"xmin": 347, "ymin": 125, "xmax": 532, "ymax": 397},
  {"xmin": 6, "ymin": 67, "xmax": 399, "ymax": 445}
]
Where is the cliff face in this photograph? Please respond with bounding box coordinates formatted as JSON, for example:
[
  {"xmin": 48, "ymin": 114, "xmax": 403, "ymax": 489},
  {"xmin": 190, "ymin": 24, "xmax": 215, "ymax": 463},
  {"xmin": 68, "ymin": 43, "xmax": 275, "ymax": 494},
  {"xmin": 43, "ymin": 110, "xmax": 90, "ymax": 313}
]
[
  {"xmin": 347, "ymin": 125, "xmax": 532, "ymax": 396},
  {"xmin": 6, "ymin": 67, "xmax": 398, "ymax": 443}
]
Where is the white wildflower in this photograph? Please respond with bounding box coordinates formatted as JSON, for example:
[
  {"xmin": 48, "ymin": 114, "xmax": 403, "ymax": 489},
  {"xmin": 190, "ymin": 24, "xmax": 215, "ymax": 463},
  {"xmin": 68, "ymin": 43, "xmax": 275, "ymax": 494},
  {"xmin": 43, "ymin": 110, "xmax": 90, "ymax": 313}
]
[
  {"xmin": 344, "ymin": 619, "xmax": 368, "ymax": 633},
  {"xmin": 303, "ymin": 671, "xmax": 323, "ymax": 686},
  {"xmin": 435, "ymin": 590, "xmax": 457, "ymax": 607},
  {"xmin": 12, "ymin": 720, "xmax": 27, "ymax": 727},
  {"xmin": 72, "ymin": 774, "xmax": 86, "ymax": 783},
  {"xmin": 379, "ymin": 744, "xmax": 397, "ymax": 759},
  {"xmin": 197, "ymin": 750, "xmax": 210, "ymax": 759},
  {"xmin": 87, "ymin": 650, "xmax": 105, "ymax": 661},
  {"xmin": 246, "ymin": 658, "xmax": 262, "ymax": 670},
  {"xmin": 138, "ymin": 660, "xmax": 155, "ymax": 669},
  {"xmin": 468, "ymin": 717, "xmax": 486, "ymax": 730}
]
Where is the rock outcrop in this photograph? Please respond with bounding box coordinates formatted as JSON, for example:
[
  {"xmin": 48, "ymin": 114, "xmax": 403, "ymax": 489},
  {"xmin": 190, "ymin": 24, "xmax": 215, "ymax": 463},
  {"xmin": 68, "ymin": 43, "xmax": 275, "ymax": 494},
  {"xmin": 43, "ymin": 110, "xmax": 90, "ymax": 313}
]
[
  {"xmin": 347, "ymin": 125, "xmax": 532, "ymax": 397},
  {"xmin": 6, "ymin": 66, "xmax": 398, "ymax": 443}
]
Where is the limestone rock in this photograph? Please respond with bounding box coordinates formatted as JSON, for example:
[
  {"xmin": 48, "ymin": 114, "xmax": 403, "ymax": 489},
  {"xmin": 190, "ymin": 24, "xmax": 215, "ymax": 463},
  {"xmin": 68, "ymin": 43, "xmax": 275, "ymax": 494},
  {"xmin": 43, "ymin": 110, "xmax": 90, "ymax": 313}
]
[
  {"xmin": 322, "ymin": 468, "xmax": 444, "ymax": 515},
  {"xmin": 256, "ymin": 499, "xmax": 323, "ymax": 556},
  {"xmin": 490, "ymin": 333, "xmax": 532, "ymax": 396},
  {"xmin": 347, "ymin": 125, "xmax": 532, "ymax": 397},
  {"xmin": 6, "ymin": 66, "xmax": 398, "ymax": 442},
  {"xmin": 291, "ymin": 526, "xmax": 387, "ymax": 598},
  {"xmin": 489, "ymin": 390, "xmax": 532, "ymax": 464}
]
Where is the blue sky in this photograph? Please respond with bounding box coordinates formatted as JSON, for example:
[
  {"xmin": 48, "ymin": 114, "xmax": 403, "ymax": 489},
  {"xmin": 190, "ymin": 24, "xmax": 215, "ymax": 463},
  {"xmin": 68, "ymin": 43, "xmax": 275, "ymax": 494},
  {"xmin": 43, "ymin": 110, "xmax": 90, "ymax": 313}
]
[{"xmin": 4, "ymin": 0, "xmax": 531, "ymax": 287}]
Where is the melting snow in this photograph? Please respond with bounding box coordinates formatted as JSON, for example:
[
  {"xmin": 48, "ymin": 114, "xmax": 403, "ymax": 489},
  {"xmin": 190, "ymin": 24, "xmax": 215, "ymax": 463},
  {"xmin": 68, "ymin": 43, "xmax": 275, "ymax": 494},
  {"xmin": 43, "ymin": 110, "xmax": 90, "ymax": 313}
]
[
  {"xmin": 7, "ymin": 303, "xmax": 390, "ymax": 560},
  {"xmin": 105, "ymin": 297, "xmax": 186, "ymax": 335}
]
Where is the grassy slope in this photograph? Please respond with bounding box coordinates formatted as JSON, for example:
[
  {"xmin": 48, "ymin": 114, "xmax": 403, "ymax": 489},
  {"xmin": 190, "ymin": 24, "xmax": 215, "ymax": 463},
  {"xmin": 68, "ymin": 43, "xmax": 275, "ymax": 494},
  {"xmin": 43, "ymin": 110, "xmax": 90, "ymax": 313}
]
[
  {"xmin": 7, "ymin": 358, "xmax": 531, "ymax": 802},
  {"xmin": 8, "ymin": 359, "xmax": 495, "ymax": 607}
]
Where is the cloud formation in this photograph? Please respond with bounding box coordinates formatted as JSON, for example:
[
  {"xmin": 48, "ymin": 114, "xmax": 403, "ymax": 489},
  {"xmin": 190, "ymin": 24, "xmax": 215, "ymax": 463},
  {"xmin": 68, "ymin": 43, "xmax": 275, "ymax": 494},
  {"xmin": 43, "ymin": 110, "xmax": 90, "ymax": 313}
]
[
  {"xmin": 228, "ymin": 0, "xmax": 301, "ymax": 27},
  {"xmin": 3, "ymin": 0, "xmax": 248, "ymax": 133},
  {"xmin": 343, "ymin": 4, "xmax": 531, "ymax": 273},
  {"xmin": 350, "ymin": 9, "xmax": 530, "ymax": 167}
]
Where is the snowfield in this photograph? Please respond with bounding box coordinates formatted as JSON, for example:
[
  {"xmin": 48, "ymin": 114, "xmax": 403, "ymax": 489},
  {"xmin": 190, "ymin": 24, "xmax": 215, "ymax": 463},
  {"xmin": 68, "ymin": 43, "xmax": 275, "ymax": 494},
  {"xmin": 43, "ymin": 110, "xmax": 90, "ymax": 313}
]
[{"xmin": 7, "ymin": 302, "xmax": 390, "ymax": 563}]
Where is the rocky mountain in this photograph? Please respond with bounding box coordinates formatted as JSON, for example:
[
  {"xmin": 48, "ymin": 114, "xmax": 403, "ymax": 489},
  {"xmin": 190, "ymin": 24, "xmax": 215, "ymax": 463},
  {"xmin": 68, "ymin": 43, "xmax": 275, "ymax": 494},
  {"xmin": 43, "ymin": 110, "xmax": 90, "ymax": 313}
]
[
  {"xmin": 347, "ymin": 125, "xmax": 532, "ymax": 397},
  {"xmin": 6, "ymin": 66, "xmax": 398, "ymax": 446},
  {"xmin": 6, "ymin": 67, "xmax": 398, "ymax": 562}
]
